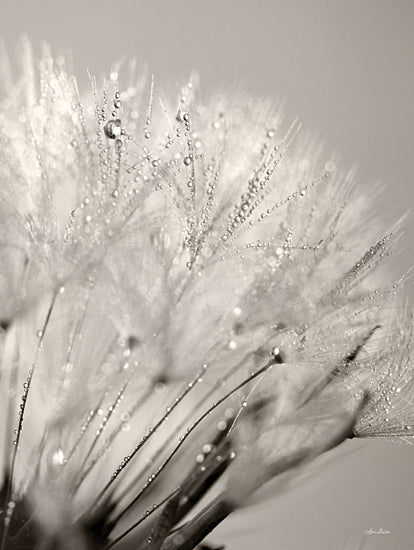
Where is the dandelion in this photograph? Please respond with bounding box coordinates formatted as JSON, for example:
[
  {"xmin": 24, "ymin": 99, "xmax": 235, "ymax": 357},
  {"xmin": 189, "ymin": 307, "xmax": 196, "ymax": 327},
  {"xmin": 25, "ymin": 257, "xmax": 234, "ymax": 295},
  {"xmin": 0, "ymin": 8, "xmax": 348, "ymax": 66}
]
[{"xmin": 0, "ymin": 41, "xmax": 413, "ymax": 550}]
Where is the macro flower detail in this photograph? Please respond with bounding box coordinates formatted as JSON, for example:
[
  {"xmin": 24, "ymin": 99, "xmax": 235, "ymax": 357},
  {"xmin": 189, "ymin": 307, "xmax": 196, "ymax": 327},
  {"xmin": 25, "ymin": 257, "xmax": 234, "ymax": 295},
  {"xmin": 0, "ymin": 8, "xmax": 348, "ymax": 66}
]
[{"xmin": 0, "ymin": 42, "xmax": 412, "ymax": 550}]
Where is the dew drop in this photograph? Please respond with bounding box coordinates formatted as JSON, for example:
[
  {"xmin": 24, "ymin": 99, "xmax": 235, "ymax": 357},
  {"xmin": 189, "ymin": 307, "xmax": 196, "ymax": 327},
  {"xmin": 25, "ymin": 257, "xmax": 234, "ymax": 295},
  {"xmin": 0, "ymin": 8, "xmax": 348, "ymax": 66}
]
[
  {"xmin": 52, "ymin": 448, "xmax": 65, "ymax": 466},
  {"xmin": 104, "ymin": 119, "xmax": 122, "ymax": 139},
  {"xmin": 271, "ymin": 346, "xmax": 280, "ymax": 358}
]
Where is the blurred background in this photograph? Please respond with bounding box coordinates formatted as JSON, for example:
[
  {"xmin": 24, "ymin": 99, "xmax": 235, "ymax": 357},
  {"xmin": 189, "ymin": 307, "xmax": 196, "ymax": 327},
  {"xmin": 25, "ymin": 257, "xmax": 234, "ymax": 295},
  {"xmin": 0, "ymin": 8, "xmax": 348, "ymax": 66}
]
[{"xmin": 1, "ymin": 1, "xmax": 413, "ymax": 548}]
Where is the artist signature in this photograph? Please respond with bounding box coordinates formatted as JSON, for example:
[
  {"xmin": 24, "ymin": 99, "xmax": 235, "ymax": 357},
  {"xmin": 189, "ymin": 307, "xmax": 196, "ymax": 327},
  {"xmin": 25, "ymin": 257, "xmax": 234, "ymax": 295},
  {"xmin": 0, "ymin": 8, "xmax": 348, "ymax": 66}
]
[{"xmin": 364, "ymin": 528, "xmax": 392, "ymax": 535}]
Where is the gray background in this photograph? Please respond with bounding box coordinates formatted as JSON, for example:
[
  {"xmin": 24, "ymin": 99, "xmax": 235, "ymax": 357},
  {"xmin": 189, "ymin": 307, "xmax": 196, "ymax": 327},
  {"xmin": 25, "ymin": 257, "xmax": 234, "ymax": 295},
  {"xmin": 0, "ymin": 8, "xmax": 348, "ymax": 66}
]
[{"xmin": 1, "ymin": 1, "xmax": 413, "ymax": 548}]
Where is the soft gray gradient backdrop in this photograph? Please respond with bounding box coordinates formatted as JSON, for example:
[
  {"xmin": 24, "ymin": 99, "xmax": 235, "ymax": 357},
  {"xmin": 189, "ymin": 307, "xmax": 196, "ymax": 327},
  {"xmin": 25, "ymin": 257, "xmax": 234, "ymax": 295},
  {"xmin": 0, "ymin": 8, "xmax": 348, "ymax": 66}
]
[{"xmin": 1, "ymin": 1, "xmax": 413, "ymax": 549}]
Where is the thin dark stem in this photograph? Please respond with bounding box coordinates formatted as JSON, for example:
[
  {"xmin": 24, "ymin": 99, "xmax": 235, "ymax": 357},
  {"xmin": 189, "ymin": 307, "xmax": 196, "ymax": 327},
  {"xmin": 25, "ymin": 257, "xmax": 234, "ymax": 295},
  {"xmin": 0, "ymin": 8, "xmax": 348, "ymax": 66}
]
[
  {"xmin": 0, "ymin": 290, "xmax": 57, "ymax": 550},
  {"xmin": 111, "ymin": 360, "xmax": 274, "ymax": 527},
  {"xmin": 91, "ymin": 365, "xmax": 208, "ymax": 511},
  {"xmin": 139, "ymin": 435, "xmax": 233, "ymax": 550},
  {"xmin": 159, "ymin": 496, "xmax": 233, "ymax": 550},
  {"xmin": 113, "ymin": 357, "xmax": 246, "ymax": 507},
  {"xmin": 158, "ymin": 391, "xmax": 367, "ymax": 550}
]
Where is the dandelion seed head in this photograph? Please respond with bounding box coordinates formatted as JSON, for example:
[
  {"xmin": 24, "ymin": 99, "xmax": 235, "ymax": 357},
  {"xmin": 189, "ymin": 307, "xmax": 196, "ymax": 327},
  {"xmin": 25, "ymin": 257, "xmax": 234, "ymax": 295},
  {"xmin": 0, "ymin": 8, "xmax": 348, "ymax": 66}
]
[{"xmin": 0, "ymin": 42, "xmax": 412, "ymax": 549}]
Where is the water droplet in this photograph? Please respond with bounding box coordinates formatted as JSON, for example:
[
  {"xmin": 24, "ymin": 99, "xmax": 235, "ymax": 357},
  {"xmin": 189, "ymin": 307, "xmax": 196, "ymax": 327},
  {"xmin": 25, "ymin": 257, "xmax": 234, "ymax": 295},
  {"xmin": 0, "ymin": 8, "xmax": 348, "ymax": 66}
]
[
  {"xmin": 271, "ymin": 347, "xmax": 280, "ymax": 357},
  {"xmin": 52, "ymin": 448, "xmax": 65, "ymax": 466},
  {"xmin": 183, "ymin": 156, "xmax": 192, "ymax": 166},
  {"xmin": 104, "ymin": 119, "xmax": 122, "ymax": 139}
]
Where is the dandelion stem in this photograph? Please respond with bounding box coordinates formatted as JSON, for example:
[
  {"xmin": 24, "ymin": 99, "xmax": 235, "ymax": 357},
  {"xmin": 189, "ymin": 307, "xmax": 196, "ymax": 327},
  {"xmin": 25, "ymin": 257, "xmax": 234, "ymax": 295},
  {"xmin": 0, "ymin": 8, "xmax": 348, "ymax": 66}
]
[
  {"xmin": 1, "ymin": 325, "xmax": 19, "ymax": 480},
  {"xmin": 139, "ymin": 442, "xmax": 233, "ymax": 550},
  {"xmin": 111, "ymin": 359, "xmax": 275, "ymax": 528},
  {"xmin": 0, "ymin": 290, "xmax": 57, "ymax": 550},
  {"xmin": 72, "ymin": 372, "xmax": 133, "ymax": 495},
  {"xmin": 74, "ymin": 385, "xmax": 153, "ymax": 491},
  {"xmin": 91, "ymin": 365, "xmax": 208, "ymax": 510},
  {"xmin": 113, "ymin": 357, "xmax": 246, "ymax": 506},
  {"xmin": 159, "ymin": 495, "xmax": 233, "ymax": 550},
  {"xmin": 103, "ymin": 489, "xmax": 180, "ymax": 549}
]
